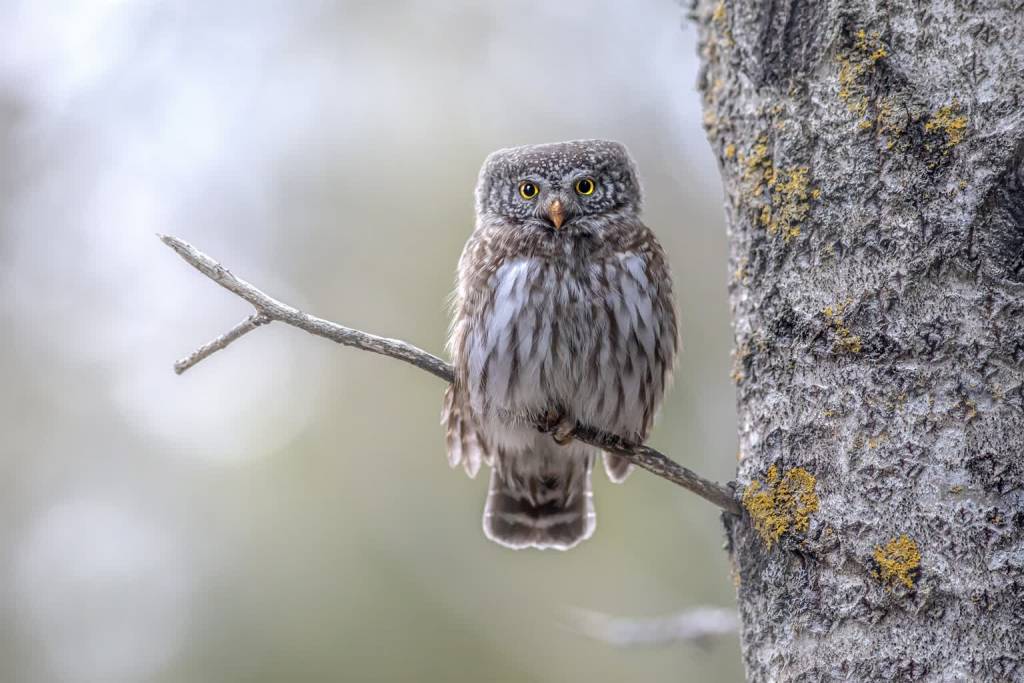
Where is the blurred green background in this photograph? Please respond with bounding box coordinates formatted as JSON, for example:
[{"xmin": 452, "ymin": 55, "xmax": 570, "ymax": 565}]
[{"xmin": 0, "ymin": 1, "xmax": 740, "ymax": 681}]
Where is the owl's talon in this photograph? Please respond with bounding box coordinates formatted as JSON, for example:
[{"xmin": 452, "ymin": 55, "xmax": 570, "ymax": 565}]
[
  {"xmin": 552, "ymin": 421, "xmax": 576, "ymax": 445},
  {"xmin": 540, "ymin": 407, "xmax": 565, "ymax": 433}
]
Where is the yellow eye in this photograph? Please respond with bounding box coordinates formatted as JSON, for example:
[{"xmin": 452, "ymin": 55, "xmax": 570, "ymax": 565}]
[
  {"xmin": 519, "ymin": 181, "xmax": 539, "ymax": 200},
  {"xmin": 575, "ymin": 177, "xmax": 596, "ymax": 196}
]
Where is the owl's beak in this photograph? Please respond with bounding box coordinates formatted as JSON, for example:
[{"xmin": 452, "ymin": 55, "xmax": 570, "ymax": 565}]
[{"xmin": 546, "ymin": 199, "xmax": 565, "ymax": 230}]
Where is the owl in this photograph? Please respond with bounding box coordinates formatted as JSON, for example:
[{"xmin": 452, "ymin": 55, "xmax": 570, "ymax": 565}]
[{"xmin": 442, "ymin": 140, "xmax": 678, "ymax": 550}]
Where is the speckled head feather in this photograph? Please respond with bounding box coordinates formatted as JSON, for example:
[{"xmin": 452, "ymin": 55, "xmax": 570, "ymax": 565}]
[{"xmin": 475, "ymin": 139, "xmax": 642, "ymax": 221}]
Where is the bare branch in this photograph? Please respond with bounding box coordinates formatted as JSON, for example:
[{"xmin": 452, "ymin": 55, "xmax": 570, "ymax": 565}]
[
  {"xmin": 572, "ymin": 425, "xmax": 741, "ymax": 514},
  {"xmin": 159, "ymin": 234, "xmax": 453, "ymax": 382},
  {"xmin": 159, "ymin": 234, "xmax": 742, "ymax": 515},
  {"xmin": 567, "ymin": 606, "xmax": 739, "ymax": 647},
  {"xmin": 174, "ymin": 312, "xmax": 271, "ymax": 374}
]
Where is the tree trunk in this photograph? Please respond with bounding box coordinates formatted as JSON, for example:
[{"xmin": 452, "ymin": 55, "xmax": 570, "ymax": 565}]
[{"xmin": 690, "ymin": 0, "xmax": 1024, "ymax": 680}]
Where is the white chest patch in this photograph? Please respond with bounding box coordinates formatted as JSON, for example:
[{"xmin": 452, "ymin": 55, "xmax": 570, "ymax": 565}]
[{"xmin": 466, "ymin": 252, "xmax": 670, "ymax": 446}]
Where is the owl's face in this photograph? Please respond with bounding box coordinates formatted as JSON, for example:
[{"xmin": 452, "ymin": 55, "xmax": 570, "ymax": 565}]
[{"xmin": 475, "ymin": 140, "xmax": 642, "ymax": 234}]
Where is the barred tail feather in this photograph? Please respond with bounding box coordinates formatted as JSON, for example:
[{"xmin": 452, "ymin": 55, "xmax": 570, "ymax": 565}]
[{"xmin": 483, "ymin": 461, "xmax": 595, "ymax": 551}]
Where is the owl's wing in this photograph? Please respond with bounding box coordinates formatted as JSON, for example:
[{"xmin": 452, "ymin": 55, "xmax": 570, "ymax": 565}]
[
  {"xmin": 441, "ymin": 235, "xmax": 494, "ymax": 478},
  {"xmin": 441, "ymin": 384, "xmax": 491, "ymax": 478},
  {"xmin": 602, "ymin": 230, "xmax": 680, "ymax": 483}
]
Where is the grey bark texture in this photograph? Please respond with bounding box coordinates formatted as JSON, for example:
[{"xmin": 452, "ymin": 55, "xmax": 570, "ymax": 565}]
[{"xmin": 690, "ymin": 0, "xmax": 1024, "ymax": 680}]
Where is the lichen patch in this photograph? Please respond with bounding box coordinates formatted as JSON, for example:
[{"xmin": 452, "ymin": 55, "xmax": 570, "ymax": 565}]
[
  {"xmin": 709, "ymin": 1, "xmax": 733, "ymax": 47},
  {"xmin": 876, "ymin": 96, "xmax": 906, "ymax": 150},
  {"xmin": 836, "ymin": 29, "xmax": 888, "ymax": 124},
  {"xmin": 760, "ymin": 166, "xmax": 816, "ymax": 241},
  {"xmin": 742, "ymin": 465, "xmax": 819, "ymax": 547},
  {"xmin": 738, "ymin": 138, "xmax": 818, "ymax": 242},
  {"xmin": 823, "ymin": 300, "xmax": 862, "ymax": 354},
  {"xmin": 873, "ymin": 535, "xmax": 921, "ymax": 589},
  {"xmin": 712, "ymin": 0, "xmax": 726, "ymax": 23},
  {"xmin": 924, "ymin": 100, "xmax": 968, "ymax": 150},
  {"xmin": 740, "ymin": 136, "xmax": 773, "ymax": 196}
]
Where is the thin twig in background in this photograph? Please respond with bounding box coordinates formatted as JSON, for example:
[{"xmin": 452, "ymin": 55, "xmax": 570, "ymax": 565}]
[
  {"xmin": 159, "ymin": 234, "xmax": 742, "ymax": 515},
  {"xmin": 567, "ymin": 607, "xmax": 739, "ymax": 647}
]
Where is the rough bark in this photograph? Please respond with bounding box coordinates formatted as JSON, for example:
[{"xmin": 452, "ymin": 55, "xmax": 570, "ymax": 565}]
[{"xmin": 690, "ymin": 0, "xmax": 1024, "ymax": 680}]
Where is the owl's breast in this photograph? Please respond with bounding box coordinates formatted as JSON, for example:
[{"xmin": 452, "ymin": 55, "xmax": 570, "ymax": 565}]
[
  {"xmin": 466, "ymin": 256, "xmax": 572, "ymax": 416},
  {"xmin": 465, "ymin": 251, "xmax": 670, "ymax": 441}
]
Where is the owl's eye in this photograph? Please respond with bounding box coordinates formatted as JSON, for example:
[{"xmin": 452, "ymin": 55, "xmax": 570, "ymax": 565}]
[
  {"xmin": 519, "ymin": 181, "xmax": 539, "ymax": 200},
  {"xmin": 575, "ymin": 177, "xmax": 596, "ymax": 196}
]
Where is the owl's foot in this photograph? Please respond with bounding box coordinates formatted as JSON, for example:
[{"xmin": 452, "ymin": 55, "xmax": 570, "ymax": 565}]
[
  {"xmin": 552, "ymin": 421, "xmax": 576, "ymax": 446},
  {"xmin": 539, "ymin": 407, "xmax": 576, "ymax": 446},
  {"xmin": 539, "ymin": 407, "xmax": 564, "ymax": 432}
]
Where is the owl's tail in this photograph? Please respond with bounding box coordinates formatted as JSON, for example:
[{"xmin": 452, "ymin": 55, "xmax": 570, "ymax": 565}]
[{"xmin": 483, "ymin": 449, "xmax": 595, "ymax": 550}]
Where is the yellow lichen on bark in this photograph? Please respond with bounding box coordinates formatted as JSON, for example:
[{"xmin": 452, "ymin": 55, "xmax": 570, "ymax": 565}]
[
  {"xmin": 760, "ymin": 166, "xmax": 816, "ymax": 241},
  {"xmin": 740, "ymin": 136, "xmax": 772, "ymax": 196},
  {"xmin": 730, "ymin": 342, "xmax": 750, "ymax": 384},
  {"xmin": 823, "ymin": 301, "xmax": 862, "ymax": 354},
  {"xmin": 866, "ymin": 432, "xmax": 887, "ymax": 449},
  {"xmin": 712, "ymin": 1, "xmax": 726, "ymax": 23},
  {"xmin": 925, "ymin": 100, "xmax": 968, "ymax": 149},
  {"xmin": 738, "ymin": 138, "xmax": 818, "ymax": 241},
  {"xmin": 709, "ymin": 1, "xmax": 733, "ymax": 47},
  {"xmin": 836, "ymin": 29, "xmax": 888, "ymax": 124},
  {"xmin": 873, "ymin": 535, "xmax": 921, "ymax": 589},
  {"xmin": 743, "ymin": 465, "xmax": 819, "ymax": 547},
  {"xmin": 876, "ymin": 96, "xmax": 907, "ymax": 150}
]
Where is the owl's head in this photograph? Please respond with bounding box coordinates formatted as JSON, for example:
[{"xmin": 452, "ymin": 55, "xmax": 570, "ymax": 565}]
[{"xmin": 475, "ymin": 140, "xmax": 642, "ymax": 233}]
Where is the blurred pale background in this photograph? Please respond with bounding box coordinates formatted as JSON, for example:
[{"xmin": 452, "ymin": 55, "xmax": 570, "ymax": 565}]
[{"xmin": 0, "ymin": 1, "xmax": 739, "ymax": 681}]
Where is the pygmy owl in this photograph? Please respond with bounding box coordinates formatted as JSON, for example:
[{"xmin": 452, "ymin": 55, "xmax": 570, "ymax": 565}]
[{"xmin": 442, "ymin": 140, "xmax": 678, "ymax": 550}]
